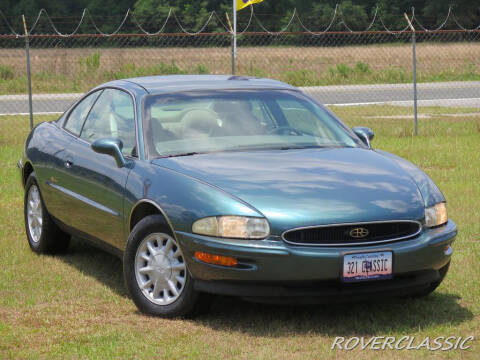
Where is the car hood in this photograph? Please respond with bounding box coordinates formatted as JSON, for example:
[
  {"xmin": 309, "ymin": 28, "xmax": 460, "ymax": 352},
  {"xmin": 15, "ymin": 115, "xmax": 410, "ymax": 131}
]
[{"xmin": 152, "ymin": 148, "xmax": 425, "ymax": 233}]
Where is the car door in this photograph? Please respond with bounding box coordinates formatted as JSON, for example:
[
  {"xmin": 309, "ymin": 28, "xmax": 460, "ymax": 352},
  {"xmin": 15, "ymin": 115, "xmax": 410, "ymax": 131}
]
[
  {"xmin": 60, "ymin": 88, "xmax": 137, "ymax": 250},
  {"xmin": 42, "ymin": 90, "xmax": 102, "ymax": 225}
]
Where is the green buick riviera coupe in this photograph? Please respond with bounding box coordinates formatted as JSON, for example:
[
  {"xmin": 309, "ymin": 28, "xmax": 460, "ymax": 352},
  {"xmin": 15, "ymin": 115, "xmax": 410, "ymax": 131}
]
[{"xmin": 19, "ymin": 75, "xmax": 456, "ymax": 317}]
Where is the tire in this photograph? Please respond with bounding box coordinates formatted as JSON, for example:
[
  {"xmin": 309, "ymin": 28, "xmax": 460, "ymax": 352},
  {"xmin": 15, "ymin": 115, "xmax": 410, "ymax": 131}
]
[
  {"xmin": 123, "ymin": 214, "xmax": 211, "ymax": 317},
  {"xmin": 410, "ymin": 261, "xmax": 451, "ymax": 298},
  {"xmin": 24, "ymin": 173, "xmax": 70, "ymax": 254}
]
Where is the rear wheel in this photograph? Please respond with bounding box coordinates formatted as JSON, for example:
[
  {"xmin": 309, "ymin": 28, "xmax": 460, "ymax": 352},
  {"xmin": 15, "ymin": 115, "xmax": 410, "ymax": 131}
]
[
  {"xmin": 24, "ymin": 173, "xmax": 70, "ymax": 254},
  {"xmin": 124, "ymin": 215, "xmax": 212, "ymax": 317}
]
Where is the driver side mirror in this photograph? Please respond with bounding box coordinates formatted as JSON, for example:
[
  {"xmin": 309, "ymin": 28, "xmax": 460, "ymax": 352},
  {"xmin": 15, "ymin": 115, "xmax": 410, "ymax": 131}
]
[
  {"xmin": 352, "ymin": 127, "xmax": 374, "ymax": 148},
  {"xmin": 91, "ymin": 138, "xmax": 126, "ymax": 168}
]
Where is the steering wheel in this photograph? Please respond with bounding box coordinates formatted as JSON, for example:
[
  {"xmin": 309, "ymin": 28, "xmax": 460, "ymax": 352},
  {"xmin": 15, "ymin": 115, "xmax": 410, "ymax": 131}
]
[{"xmin": 268, "ymin": 126, "xmax": 305, "ymax": 136}]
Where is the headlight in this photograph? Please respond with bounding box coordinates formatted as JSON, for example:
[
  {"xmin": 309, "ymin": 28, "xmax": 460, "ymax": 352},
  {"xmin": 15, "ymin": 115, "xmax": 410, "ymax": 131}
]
[
  {"xmin": 192, "ymin": 216, "xmax": 270, "ymax": 239},
  {"xmin": 425, "ymin": 202, "xmax": 448, "ymax": 227}
]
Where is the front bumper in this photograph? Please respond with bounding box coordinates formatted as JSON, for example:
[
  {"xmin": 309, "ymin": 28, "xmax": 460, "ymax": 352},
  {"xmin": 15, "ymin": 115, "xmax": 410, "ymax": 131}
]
[{"xmin": 176, "ymin": 220, "xmax": 457, "ymax": 298}]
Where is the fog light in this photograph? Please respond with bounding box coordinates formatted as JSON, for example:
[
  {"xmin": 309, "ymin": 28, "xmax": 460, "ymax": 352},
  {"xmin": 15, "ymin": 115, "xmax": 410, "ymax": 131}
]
[
  {"xmin": 444, "ymin": 245, "xmax": 453, "ymax": 256},
  {"xmin": 194, "ymin": 251, "xmax": 238, "ymax": 267}
]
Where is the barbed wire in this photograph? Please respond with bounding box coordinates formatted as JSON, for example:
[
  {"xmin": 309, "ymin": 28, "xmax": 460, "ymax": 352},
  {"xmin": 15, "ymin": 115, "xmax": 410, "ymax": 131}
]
[
  {"xmin": 131, "ymin": 8, "xmax": 172, "ymax": 35},
  {"xmin": 26, "ymin": 8, "xmax": 86, "ymax": 36},
  {"xmin": 0, "ymin": 9, "xmax": 21, "ymax": 36},
  {"xmin": 237, "ymin": 6, "xmax": 254, "ymax": 35},
  {"xmin": 295, "ymin": 4, "xmax": 338, "ymax": 35},
  {"xmin": 378, "ymin": 12, "xmax": 411, "ymax": 35},
  {"xmin": 451, "ymin": 11, "xmax": 480, "ymax": 32},
  {"xmin": 413, "ymin": 6, "xmax": 452, "ymax": 32},
  {"xmin": 364, "ymin": 6, "xmax": 379, "ymax": 32},
  {"xmin": 212, "ymin": 11, "xmax": 233, "ymax": 34},
  {"xmin": 172, "ymin": 10, "xmax": 217, "ymax": 36},
  {"xmin": 0, "ymin": 4, "xmax": 479, "ymax": 37},
  {"xmin": 252, "ymin": 8, "xmax": 297, "ymax": 35},
  {"xmin": 85, "ymin": 8, "xmax": 131, "ymax": 37}
]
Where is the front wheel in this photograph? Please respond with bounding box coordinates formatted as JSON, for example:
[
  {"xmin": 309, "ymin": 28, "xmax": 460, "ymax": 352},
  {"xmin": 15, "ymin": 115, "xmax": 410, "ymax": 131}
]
[{"xmin": 123, "ymin": 215, "xmax": 211, "ymax": 317}]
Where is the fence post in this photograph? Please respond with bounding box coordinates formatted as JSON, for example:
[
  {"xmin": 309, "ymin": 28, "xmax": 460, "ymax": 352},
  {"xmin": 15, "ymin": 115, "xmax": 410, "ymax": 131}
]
[
  {"xmin": 226, "ymin": 12, "xmax": 235, "ymax": 75},
  {"xmin": 231, "ymin": 34, "xmax": 236, "ymax": 75},
  {"xmin": 404, "ymin": 13, "xmax": 418, "ymax": 136},
  {"xmin": 22, "ymin": 15, "xmax": 34, "ymax": 130}
]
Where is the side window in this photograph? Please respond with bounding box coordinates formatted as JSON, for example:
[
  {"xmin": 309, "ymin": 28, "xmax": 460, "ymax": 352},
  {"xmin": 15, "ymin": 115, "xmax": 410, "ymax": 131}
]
[
  {"xmin": 80, "ymin": 89, "xmax": 136, "ymax": 156},
  {"xmin": 64, "ymin": 91, "xmax": 101, "ymax": 135}
]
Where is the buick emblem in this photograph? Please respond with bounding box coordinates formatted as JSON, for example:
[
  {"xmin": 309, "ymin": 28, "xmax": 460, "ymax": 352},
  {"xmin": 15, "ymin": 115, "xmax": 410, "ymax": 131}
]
[{"xmin": 349, "ymin": 227, "xmax": 369, "ymax": 238}]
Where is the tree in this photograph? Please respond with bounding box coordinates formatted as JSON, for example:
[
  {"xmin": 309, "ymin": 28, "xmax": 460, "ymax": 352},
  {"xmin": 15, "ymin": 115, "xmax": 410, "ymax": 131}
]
[{"xmin": 0, "ymin": 1, "xmax": 479, "ymax": 34}]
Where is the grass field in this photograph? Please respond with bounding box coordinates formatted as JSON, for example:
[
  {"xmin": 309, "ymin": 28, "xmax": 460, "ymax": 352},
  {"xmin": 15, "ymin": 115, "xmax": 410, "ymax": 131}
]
[
  {"xmin": 0, "ymin": 106, "xmax": 479, "ymax": 359},
  {"xmin": 1, "ymin": 42, "xmax": 480, "ymax": 94}
]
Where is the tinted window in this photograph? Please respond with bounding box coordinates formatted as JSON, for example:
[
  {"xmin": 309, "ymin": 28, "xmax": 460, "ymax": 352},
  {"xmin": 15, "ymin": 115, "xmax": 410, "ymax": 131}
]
[
  {"xmin": 80, "ymin": 89, "xmax": 136, "ymax": 156},
  {"xmin": 64, "ymin": 91, "xmax": 101, "ymax": 135}
]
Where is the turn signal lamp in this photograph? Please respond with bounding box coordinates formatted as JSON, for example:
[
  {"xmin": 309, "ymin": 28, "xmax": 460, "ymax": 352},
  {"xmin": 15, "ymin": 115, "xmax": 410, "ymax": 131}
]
[{"xmin": 194, "ymin": 251, "xmax": 238, "ymax": 267}]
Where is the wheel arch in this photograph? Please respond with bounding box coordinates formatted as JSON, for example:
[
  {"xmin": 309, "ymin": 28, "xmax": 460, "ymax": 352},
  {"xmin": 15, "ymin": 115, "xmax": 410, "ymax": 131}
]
[
  {"xmin": 22, "ymin": 161, "xmax": 34, "ymax": 188},
  {"xmin": 128, "ymin": 199, "xmax": 177, "ymax": 237}
]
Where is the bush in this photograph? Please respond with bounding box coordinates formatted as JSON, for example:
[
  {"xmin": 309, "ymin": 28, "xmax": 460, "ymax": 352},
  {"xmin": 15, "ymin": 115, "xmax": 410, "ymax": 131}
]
[
  {"xmin": 194, "ymin": 64, "xmax": 209, "ymax": 74},
  {"xmin": 336, "ymin": 64, "xmax": 353, "ymax": 78},
  {"xmin": 0, "ymin": 65, "xmax": 14, "ymax": 80},
  {"xmin": 280, "ymin": 69, "xmax": 316, "ymax": 86},
  {"xmin": 355, "ymin": 62, "xmax": 371, "ymax": 74},
  {"xmin": 79, "ymin": 52, "xmax": 101, "ymax": 72},
  {"xmin": 155, "ymin": 61, "xmax": 186, "ymax": 75}
]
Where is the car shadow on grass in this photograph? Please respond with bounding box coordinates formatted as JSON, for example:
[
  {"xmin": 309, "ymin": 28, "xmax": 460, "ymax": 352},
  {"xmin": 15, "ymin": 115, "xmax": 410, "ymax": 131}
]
[
  {"xmin": 199, "ymin": 293, "xmax": 473, "ymax": 337},
  {"xmin": 57, "ymin": 238, "xmax": 127, "ymax": 297},
  {"xmin": 58, "ymin": 238, "xmax": 472, "ymax": 336}
]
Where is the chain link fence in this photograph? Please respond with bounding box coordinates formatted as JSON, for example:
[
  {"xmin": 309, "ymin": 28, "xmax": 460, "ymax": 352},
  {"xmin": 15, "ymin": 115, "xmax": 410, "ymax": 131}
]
[{"xmin": 1, "ymin": 7, "xmax": 480, "ymax": 136}]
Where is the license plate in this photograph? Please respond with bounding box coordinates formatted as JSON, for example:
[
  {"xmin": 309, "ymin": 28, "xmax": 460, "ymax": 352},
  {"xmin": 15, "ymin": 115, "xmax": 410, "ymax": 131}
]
[{"xmin": 343, "ymin": 251, "xmax": 393, "ymax": 282}]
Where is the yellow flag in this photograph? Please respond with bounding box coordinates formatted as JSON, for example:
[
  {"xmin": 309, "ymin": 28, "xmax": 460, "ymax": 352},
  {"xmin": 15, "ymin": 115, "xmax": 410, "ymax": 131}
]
[{"xmin": 236, "ymin": 0, "xmax": 264, "ymax": 11}]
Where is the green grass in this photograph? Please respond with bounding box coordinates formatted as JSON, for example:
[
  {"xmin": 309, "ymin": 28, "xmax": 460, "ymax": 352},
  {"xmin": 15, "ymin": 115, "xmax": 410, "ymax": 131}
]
[{"xmin": 1, "ymin": 107, "xmax": 479, "ymax": 359}]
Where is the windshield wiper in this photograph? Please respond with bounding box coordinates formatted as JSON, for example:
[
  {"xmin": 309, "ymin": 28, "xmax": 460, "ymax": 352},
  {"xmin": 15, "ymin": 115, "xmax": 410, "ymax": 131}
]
[
  {"xmin": 159, "ymin": 152, "xmax": 202, "ymax": 158},
  {"xmin": 222, "ymin": 144, "xmax": 324, "ymax": 152},
  {"xmin": 279, "ymin": 144, "xmax": 355, "ymax": 150},
  {"xmin": 278, "ymin": 145, "xmax": 327, "ymax": 150},
  {"xmin": 156, "ymin": 144, "xmax": 353, "ymax": 158}
]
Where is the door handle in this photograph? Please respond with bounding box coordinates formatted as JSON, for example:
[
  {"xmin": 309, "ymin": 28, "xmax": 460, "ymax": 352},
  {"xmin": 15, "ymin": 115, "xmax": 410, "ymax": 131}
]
[{"xmin": 64, "ymin": 160, "xmax": 73, "ymax": 169}]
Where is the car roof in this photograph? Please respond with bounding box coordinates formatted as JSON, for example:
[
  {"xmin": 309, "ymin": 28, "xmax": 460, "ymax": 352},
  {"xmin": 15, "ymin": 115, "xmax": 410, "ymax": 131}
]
[{"xmin": 101, "ymin": 75, "xmax": 297, "ymax": 94}]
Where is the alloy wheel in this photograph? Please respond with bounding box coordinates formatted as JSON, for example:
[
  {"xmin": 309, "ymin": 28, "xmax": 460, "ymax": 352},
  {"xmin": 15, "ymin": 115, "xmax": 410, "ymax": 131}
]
[
  {"xmin": 26, "ymin": 185, "xmax": 43, "ymax": 243},
  {"xmin": 134, "ymin": 233, "xmax": 187, "ymax": 305}
]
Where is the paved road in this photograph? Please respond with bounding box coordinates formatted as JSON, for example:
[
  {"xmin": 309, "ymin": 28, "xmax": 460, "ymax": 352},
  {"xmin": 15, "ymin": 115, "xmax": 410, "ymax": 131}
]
[
  {"xmin": 303, "ymin": 81, "xmax": 480, "ymax": 107},
  {"xmin": 1, "ymin": 81, "xmax": 479, "ymax": 115},
  {"xmin": 0, "ymin": 93, "xmax": 81, "ymax": 116}
]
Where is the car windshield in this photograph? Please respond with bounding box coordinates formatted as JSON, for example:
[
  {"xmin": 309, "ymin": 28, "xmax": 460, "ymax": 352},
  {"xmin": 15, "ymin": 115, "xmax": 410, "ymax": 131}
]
[{"xmin": 142, "ymin": 90, "xmax": 361, "ymax": 158}]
